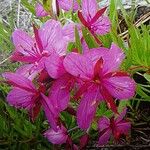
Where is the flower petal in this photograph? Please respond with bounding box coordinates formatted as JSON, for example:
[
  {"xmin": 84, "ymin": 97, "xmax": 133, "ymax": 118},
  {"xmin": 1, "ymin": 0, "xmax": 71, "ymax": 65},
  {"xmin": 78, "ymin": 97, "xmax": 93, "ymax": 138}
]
[
  {"xmin": 82, "ymin": 0, "xmax": 97, "ymax": 21},
  {"xmin": 77, "ymin": 85, "xmax": 100, "ymax": 130},
  {"xmin": 98, "ymin": 128, "xmax": 111, "ymax": 145},
  {"xmin": 2, "ymin": 72, "xmax": 36, "ymax": 92},
  {"xmin": 63, "ymin": 52, "xmax": 94, "ymax": 80},
  {"xmin": 98, "ymin": 117, "xmax": 110, "ymax": 132},
  {"xmin": 103, "ymin": 43, "xmax": 125, "ymax": 74},
  {"xmin": 44, "ymin": 125, "xmax": 68, "ymax": 144},
  {"xmin": 12, "ymin": 29, "xmax": 34, "ymax": 55},
  {"xmin": 104, "ymin": 76, "xmax": 136, "ymax": 99},
  {"xmin": 45, "ymin": 53, "xmax": 66, "ymax": 79},
  {"xmin": 35, "ymin": 3, "xmax": 48, "ymax": 17},
  {"xmin": 7, "ymin": 88, "xmax": 34, "ymax": 110},
  {"xmin": 39, "ymin": 20, "xmax": 67, "ymax": 55},
  {"xmin": 48, "ymin": 74, "xmax": 73, "ymax": 111},
  {"xmin": 58, "ymin": 0, "xmax": 79, "ymax": 12},
  {"xmin": 16, "ymin": 64, "xmax": 38, "ymax": 80},
  {"xmin": 84, "ymin": 47, "xmax": 108, "ymax": 65},
  {"xmin": 91, "ymin": 16, "xmax": 111, "ymax": 35},
  {"xmin": 41, "ymin": 94, "xmax": 59, "ymax": 131}
]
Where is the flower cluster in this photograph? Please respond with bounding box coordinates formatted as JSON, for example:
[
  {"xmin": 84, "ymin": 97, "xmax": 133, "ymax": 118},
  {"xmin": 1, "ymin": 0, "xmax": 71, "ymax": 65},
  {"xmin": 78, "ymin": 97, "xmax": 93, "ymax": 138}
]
[{"xmin": 2, "ymin": 0, "xmax": 136, "ymax": 148}]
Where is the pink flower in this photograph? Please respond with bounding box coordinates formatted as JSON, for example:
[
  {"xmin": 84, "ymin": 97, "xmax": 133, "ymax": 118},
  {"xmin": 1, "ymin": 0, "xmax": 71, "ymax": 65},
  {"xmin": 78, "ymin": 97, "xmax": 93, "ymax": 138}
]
[
  {"xmin": 18, "ymin": 72, "xmax": 75, "ymax": 132},
  {"xmin": 78, "ymin": 0, "xmax": 111, "ymax": 44},
  {"xmin": 2, "ymin": 72, "xmax": 62, "ymax": 129},
  {"xmin": 2, "ymin": 72, "xmax": 45, "ymax": 121},
  {"xmin": 41, "ymin": 73, "xmax": 76, "ymax": 131},
  {"xmin": 63, "ymin": 43, "xmax": 136, "ymax": 130},
  {"xmin": 58, "ymin": 0, "xmax": 79, "ymax": 12},
  {"xmin": 98, "ymin": 108, "xmax": 131, "ymax": 145},
  {"xmin": 41, "ymin": 94, "xmax": 60, "ymax": 131},
  {"xmin": 11, "ymin": 20, "xmax": 67, "ymax": 79},
  {"xmin": 44, "ymin": 125, "xmax": 68, "ymax": 144},
  {"xmin": 35, "ymin": 3, "xmax": 49, "ymax": 17},
  {"xmin": 47, "ymin": 73, "xmax": 75, "ymax": 111},
  {"xmin": 36, "ymin": 1, "xmax": 79, "ymax": 17}
]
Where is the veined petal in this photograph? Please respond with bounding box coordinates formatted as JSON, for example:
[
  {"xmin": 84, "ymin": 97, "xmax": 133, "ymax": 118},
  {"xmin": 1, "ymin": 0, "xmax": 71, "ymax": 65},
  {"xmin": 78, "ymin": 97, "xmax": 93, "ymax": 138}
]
[
  {"xmin": 7, "ymin": 88, "xmax": 34, "ymax": 110},
  {"xmin": 64, "ymin": 52, "xmax": 94, "ymax": 80},
  {"xmin": 58, "ymin": 0, "xmax": 79, "ymax": 12},
  {"xmin": 77, "ymin": 85, "xmax": 100, "ymax": 130},
  {"xmin": 48, "ymin": 74, "xmax": 73, "ymax": 111},
  {"xmin": 44, "ymin": 125, "xmax": 68, "ymax": 144},
  {"xmin": 82, "ymin": 0, "xmax": 98, "ymax": 21},
  {"xmin": 11, "ymin": 29, "xmax": 41, "ymax": 63},
  {"xmin": 35, "ymin": 3, "xmax": 48, "ymax": 17},
  {"xmin": 103, "ymin": 76, "xmax": 136, "ymax": 100},
  {"xmin": 84, "ymin": 47, "xmax": 108, "ymax": 65},
  {"xmin": 98, "ymin": 128, "xmax": 111, "ymax": 145},
  {"xmin": 2, "ymin": 72, "xmax": 36, "ymax": 92},
  {"xmin": 45, "ymin": 53, "xmax": 66, "ymax": 79},
  {"xmin": 12, "ymin": 29, "xmax": 35, "ymax": 55},
  {"xmin": 39, "ymin": 20, "xmax": 61, "ymax": 49},
  {"xmin": 98, "ymin": 117, "xmax": 110, "ymax": 132},
  {"xmin": 16, "ymin": 64, "xmax": 38, "ymax": 80},
  {"xmin": 39, "ymin": 20, "xmax": 67, "ymax": 55},
  {"xmin": 103, "ymin": 43, "xmax": 125, "ymax": 74},
  {"xmin": 91, "ymin": 16, "xmax": 111, "ymax": 35},
  {"xmin": 41, "ymin": 94, "xmax": 59, "ymax": 131}
]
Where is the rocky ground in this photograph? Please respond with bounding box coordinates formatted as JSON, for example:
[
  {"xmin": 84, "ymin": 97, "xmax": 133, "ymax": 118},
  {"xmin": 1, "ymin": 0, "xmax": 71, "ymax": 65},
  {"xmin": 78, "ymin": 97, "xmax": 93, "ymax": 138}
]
[{"xmin": 0, "ymin": 0, "xmax": 149, "ymax": 30}]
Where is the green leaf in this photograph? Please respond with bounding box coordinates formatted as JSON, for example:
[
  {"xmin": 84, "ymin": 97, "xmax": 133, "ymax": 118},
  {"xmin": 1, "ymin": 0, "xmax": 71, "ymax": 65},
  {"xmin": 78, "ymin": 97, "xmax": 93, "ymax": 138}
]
[
  {"xmin": 76, "ymin": 0, "xmax": 81, "ymax": 4},
  {"xmin": 82, "ymin": 27, "xmax": 99, "ymax": 48},
  {"xmin": 67, "ymin": 42, "xmax": 76, "ymax": 52},
  {"xmin": 144, "ymin": 73, "xmax": 150, "ymax": 82},
  {"xmin": 75, "ymin": 26, "xmax": 82, "ymax": 53},
  {"xmin": 96, "ymin": 102, "xmax": 113, "ymax": 118},
  {"xmin": 118, "ymin": 100, "xmax": 129, "ymax": 113},
  {"xmin": 109, "ymin": 0, "xmax": 118, "ymax": 26},
  {"xmin": 136, "ymin": 84, "xmax": 149, "ymax": 99},
  {"xmin": 43, "ymin": 0, "xmax": 52, "ymax": 12},
  {"xmin": 21, "ymin": 0, "xmax": 36, "ymax": 15}
]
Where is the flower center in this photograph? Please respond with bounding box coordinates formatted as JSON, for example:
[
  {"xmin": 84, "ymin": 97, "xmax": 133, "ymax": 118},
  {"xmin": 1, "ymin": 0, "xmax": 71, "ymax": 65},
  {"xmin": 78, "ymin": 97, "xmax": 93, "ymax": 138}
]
[{"xmin": 42, "ymin": 50, "xmax": 50, "ymax": 57}]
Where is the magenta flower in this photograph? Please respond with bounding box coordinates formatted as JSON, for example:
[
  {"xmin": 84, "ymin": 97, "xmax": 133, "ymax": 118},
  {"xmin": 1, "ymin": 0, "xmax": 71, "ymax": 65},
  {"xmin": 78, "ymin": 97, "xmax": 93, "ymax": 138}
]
[
  {"xmin": 35, "ymin": 3, "xmax": 49, "ymax": 17},
  {"xmin": 63, "ymin": 43, "xmax": 136, "ymax": 130},
  {"xmin": 98, "ymin": 108, "xmax": 131, "ymax": 145},
  {"xmin": 2, "ymin": 72, "xmax": 45, "ymax": 121},
  {"xmin": 2, "ymin": 72, "xmax": 62, "ymax": 129},
  {"xmin": 41, "ymin": 73, "xmax": 76, "ymax": 131},
  {"xmin": 47, "ymin": 73, "xmax": 75, "ymax": 111},
  {"xmin": 11, "ymin": 20, "xmax": 67, "ymax": 79},
  {"xmin": 36, "ymin": 0, "xmax": 79, "ymax": 17},
  {"xmin": 78, "ymin": 0, "xmax": 110, "ymax": 44},
  {"xmin": 41, "ymin": 94, "xmax": 60, "ymax": 131},
  {"xmin": 44, "ymin": 125, "xmax": 68, "ymax": 144},
  {"xmin": 58, "ymin": 0, "xmax": 79, "ymax": 12}
]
